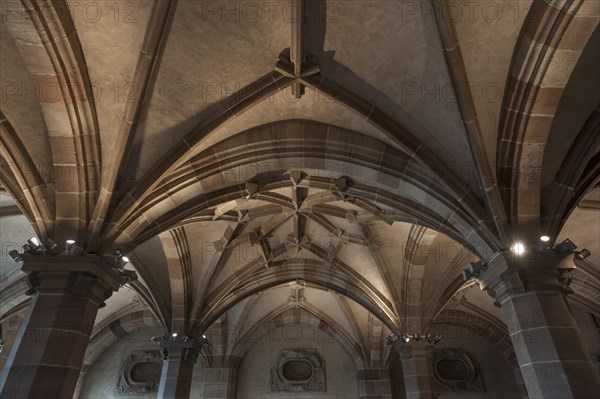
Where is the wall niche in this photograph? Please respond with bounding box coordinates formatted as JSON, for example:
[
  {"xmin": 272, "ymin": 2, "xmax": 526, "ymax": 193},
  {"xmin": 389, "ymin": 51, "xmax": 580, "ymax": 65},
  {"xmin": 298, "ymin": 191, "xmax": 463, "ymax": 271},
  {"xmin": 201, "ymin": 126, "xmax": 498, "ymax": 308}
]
[
  {"xmin": 117, "ymin": 350, "xmax": 162, "ymax": 394},
  {"xmin": 271, "ymin": 349, "xmax": 326, "ymax": 393},
  {"xmin": 433, "ymin": 348, "xmax": 485, "ymax": 392}
]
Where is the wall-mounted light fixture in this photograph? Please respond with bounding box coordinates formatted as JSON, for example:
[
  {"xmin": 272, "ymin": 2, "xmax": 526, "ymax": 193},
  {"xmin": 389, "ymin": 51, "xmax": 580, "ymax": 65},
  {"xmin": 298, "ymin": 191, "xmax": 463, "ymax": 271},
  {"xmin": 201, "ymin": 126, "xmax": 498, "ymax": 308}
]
[
  {"xmin": 385, "ymin": 333, "xmax": 441, "ymax": 345},
  {"xmin": 575, "ymin": 249, "xmax": 591, "ymax": 260},
  {"xmin": 463, "ymin": 239, "xmax": 591, "ymax": 282},
  {"xmin": 27, "ymin": 237, "xmax": 41, "ymax": 249},
  {"xmin": 42, "ymin": 238, "xmax": 59, "ymax": 255},
  {"xmin": 12, "ymin": 238, "xmax": 137, "ymax": 285},
  {"xmin": 8, "ymin": 250, "xmax": 22, "ymax": 263},
  {"xmin": 65, "ymin": 240, "xmax": 76, "ymax": 254},
  {"xmin": 555, "ymin": 239, "xmax": 578, "ymax": 254}
]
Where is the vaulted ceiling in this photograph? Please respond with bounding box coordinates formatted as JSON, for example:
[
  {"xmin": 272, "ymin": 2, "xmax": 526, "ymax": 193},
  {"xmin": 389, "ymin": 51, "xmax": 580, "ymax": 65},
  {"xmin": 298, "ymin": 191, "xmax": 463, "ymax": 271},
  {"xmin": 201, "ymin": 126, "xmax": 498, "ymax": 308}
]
[{"xmin": 1, "ymin": 0, "xmax": 599, "ymax": 373}]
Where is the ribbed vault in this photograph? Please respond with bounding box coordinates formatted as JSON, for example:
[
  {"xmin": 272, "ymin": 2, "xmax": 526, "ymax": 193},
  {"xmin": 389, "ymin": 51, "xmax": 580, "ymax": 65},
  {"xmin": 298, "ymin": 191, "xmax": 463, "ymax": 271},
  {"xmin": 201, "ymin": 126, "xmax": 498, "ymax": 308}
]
[{"xmin": 1, "ymin": 1, "xmax": 599, "ymax": 394}]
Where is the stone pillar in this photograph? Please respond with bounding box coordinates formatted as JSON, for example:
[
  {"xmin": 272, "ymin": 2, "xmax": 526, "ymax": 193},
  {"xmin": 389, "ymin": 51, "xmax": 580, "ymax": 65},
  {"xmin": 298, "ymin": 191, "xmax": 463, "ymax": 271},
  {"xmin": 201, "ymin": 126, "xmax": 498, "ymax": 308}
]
[
  {"xmin": 398, "ymin": 342, "xmax": 437, "ymax": 399},
  {"xmin": 158, "ymin": 340, "xmax": 202, "ymax": 399},
  {"xmin": 357, "ymin": 368, "xmax": 392, "ymax": 399},
  {"xmin": 0, "ymin": 254, "xmax": 129, "ymax": 399},
  {"xmin": 479, "ymin": 250, "xmax": 600, "ymax": 399}
]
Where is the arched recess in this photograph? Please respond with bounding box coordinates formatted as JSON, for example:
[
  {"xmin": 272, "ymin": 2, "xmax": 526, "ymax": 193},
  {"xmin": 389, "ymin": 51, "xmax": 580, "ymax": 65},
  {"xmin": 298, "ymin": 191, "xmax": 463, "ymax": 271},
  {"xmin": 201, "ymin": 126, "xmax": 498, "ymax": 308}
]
[
  {"xmin": 103, "ymin": 121, "xmax": 498, "ymax": 257},
  {"xmin": 194, "ymin": 258, "xmax": 401, "ymax": 337},
  {"xmin": 229, "ymin": 305, "xmax": 367, "ymax": 370},
  {"xmin": 497, "ymin": 0, "xmax": 599, "ymax": 232},
  {"xmin": 74, "ymin": 310, "xmax": 161, "ymax": 399},
  {"xmin": 433, "ymin": 309, "xmax": 518, "ymax": 369}
]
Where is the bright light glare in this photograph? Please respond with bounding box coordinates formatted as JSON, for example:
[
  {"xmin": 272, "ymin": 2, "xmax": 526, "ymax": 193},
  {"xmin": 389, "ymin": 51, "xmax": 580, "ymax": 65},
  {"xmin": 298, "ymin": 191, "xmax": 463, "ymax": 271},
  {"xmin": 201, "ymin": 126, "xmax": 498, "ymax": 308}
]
[
  {"xmin": 511, "ymin": 242, "xmax": 526, "ymax": 255},
  {"xmin": 540, "ymin": 235, "xmax": 550, "ymax": 242}
]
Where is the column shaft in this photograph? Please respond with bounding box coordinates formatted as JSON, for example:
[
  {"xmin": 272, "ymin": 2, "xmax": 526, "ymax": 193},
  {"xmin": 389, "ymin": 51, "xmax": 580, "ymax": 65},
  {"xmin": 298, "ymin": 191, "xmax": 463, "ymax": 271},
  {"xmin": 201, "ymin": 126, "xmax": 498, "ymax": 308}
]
[
  {"xmin": 0, "ymin": 256, "xmax": 125, "ymax": 399},
  {"xmin": 400, "ymin": 344, "xmax": 437, "ymax": 399},
  {"xmin": 357, "ymin": 368, "xmax": 392, "ymax": 399},
  {"xmin": 0, "ymin": 292, "xmax": 97, "ymax": 399},
  {"xmin": 157, "ymin": 343, "xmax": 200, "ymax": 399},
  {"xmin": 503, "ymin": 290, "xmax": 600, "ymax": 398},
  {"xmin": 478, "ymin": 250, "xmax": 600, "ymax": 399}
]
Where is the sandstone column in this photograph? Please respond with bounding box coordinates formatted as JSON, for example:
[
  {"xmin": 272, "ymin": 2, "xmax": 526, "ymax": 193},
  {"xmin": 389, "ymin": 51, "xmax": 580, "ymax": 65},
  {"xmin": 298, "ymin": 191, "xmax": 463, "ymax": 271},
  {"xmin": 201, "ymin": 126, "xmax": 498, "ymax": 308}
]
[
  {"xmin": 398, "ymin": 342, "xmax": 437, "ymax": 399},
  {"xmin": 357, "ymin": 368, "xmax": 393, "ymax": 399},
  {"xmin": 158, "ymin": 339, "xmax": 203, "ymax": 399},
  {"xmin": 479, "ymin": 250, "xmax": 600, "ymax": 399},
  {"xmin": 0, "ymin": 254, "xmax": 130, "ymax": 399}
]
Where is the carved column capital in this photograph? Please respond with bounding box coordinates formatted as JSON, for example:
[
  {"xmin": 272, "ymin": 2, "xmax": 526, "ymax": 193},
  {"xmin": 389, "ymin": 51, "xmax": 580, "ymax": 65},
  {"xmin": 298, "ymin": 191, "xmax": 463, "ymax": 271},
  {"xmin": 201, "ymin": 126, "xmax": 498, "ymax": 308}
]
[
  {"xmin": 396, "ymin": 341, "xmax": 434, "ymax": 360},
  {"xmin": 159, "ymin": 340, "xmax": 203, "ymax": 364},
  {"xmin": 21, "ymin": 253, "xmax": 131, "ymax": 306},
  {"xmin": 477, "ymin": 250, "xmax": 576, "ymax": 305},
  {"xmin": 0, "ymin": 254, "xmax": 135, "ymax": 399}
]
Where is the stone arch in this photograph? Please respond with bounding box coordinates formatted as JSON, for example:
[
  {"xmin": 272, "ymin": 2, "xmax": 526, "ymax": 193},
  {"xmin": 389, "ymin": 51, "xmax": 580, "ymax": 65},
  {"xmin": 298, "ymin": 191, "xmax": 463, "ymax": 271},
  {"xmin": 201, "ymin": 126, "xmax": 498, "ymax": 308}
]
[
  {"xmin": 433, "ymin": 309, "xmax": 517, "ymax": 369},
  {"xmin": 105, "ymin": 121, "xmax": 497, "ymax": 257},
  {"xmin": 229, "ymin": 305, "xmax": 366, "ymax": 370},
  {"xmin": 194, "ymin": 258, "xmax": 401, "ymax": 337},
  {"xmin": 497, "ymin": 0, "xmax": 599, "ymax": 231},
  {"xmin": 74, "ymin": 310, "xmax": 161, "ymax": 399}
]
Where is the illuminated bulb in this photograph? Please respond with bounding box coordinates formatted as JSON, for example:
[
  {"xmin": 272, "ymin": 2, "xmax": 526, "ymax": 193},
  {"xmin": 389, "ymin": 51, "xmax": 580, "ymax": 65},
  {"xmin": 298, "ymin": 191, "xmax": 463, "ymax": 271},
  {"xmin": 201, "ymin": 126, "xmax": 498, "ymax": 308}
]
[
  {"xmin": 511, "ymin": 242, "xmax": 526, "ymax": 255},
  {"xmin": 202, "ymin": 334, "xmax": 207, "ymax": 339},
  {"xmin": 8, "ymin": 250, "xmax": 22, "ymax": 263},
  {"xmin": 540, "ymin": 235, "xmax": 550, "ymax": 242},
  {"xmin": 122, "ymin": 256, "xmax": 130, "ymax": 263},
  {"xmin": 172, "ymin": 333, "xmax": 177, "ymax": 338},
  {"xmin": 28, "ymin": 237, "xmax": 41, "ymax": 248},
  {"xmin": 65, "ymin": 240, "xmax": 76, "ymax": 254}
]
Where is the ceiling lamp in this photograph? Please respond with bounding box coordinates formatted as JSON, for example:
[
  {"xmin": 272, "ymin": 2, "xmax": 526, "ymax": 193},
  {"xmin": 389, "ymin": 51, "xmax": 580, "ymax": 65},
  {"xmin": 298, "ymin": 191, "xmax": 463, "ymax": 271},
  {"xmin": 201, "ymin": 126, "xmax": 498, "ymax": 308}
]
[
  {"xmin": 510, "ymin": 242, "xmax": 525, "ymax": 255},
  {"xmin": 42, "ymin": 238, "xmax": 59, "ymax": 255},
  {"xmin": 27, "ymin": 237, "xmax": 41, "ymax": 249},
  {"xmin": 65, "ymin": 240, "xmax": 76, "ymax": 254},
  {"xmin": 575, "ymin": 249, "xmax": 591, "ymax": 260},
  {"xmin": 8, "ymin": 250, "xmax": 22, "ymax": 263}
]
